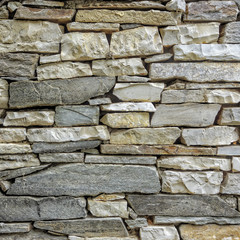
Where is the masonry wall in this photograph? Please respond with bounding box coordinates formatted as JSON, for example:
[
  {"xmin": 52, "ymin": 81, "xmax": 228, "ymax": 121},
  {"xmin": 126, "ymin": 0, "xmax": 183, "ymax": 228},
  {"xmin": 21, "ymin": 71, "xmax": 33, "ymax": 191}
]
[{"xmin": 0, "ymin": 0, "xmax": 240, "ymax": 239}]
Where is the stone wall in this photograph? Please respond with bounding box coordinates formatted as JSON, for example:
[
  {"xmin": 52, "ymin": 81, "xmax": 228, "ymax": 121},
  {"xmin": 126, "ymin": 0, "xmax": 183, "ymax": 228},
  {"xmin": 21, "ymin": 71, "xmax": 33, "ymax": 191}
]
[{"xmin": 0, "ymin": 0, "xmax": 240, "ymax": 239}]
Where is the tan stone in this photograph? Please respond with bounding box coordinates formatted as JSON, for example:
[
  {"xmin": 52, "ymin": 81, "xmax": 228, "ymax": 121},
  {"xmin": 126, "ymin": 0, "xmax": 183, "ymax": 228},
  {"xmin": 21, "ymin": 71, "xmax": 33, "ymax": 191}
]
[
  {"xmin": 0, "ymin": 6, "xmax": 9, "ymax": 19},
  {"xmin": 0, "ymin": 79, "xmax": 8, "ymax": 109},
  {"xmin": 166, "ymin": 0, "xmax": 186, "ymax": 12},
  {"xmin": 101, "ymin": 112, "xmax": 149, "ymax": 128},
  {"xmin": 0, "ymin": 128, "xmax": 26, "ymax": 143},
  {"xmin": 8, "ymin": 2, "xmax": 22, "ymax": 12},
  {"xmin": 93, "ymin": 193, "xmax": 125, "ymax": 201},
  {"xmin": 144, "ymin": 53, "xmax": 173, "ymax": 63},
  {"xmin": 39, "ymin": 54, "xmax": 61, "ymax": 65},
  {"xmin": 0, "ymin": 144, "xmax": 32, "ymax": 154},
  {"xmin": 23, "ymin": 0, "xmax": 64, "ymax": 7}
]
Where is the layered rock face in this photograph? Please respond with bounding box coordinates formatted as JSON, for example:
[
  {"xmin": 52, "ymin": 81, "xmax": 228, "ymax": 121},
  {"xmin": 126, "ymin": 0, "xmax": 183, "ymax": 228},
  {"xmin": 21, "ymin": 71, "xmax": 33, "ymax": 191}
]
[{"xmin": 0, "ymin": 0, "xmax": 240, "ymax": 239}]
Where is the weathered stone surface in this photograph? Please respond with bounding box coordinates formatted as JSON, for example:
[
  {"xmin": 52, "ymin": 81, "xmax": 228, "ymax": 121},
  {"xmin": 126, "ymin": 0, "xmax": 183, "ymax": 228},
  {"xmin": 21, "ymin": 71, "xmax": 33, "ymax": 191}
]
[
  {"xmin": 4, "ymin": 111, "xmax": 54, "ymax": 126},
  {"xmin": 174, "ymin": 44, "xmax": 240, "ymax": 61},
  {"xmin": 0, "ymin": 196, "xmax": 86, "ymax": 222},
  {"xmin": 88, "ymin": 199, "xmax": 128, "ymax": 218},
  {"xmin": 181, "ymin": 126, "xmax": 239, "ymax": 146},
  {"xmin": 92, "ymin": 58, "xmax": 147, "ymax": 76},
  {"xmin": 0, "ymin": 143, "xmax": 31, "ymax": 154},
  {"xmin": 101, "ymin": 102, "xmax": 156, "ymax": 112},
  {"xmin": 161, "ymin": 171, "xmax": 223, "ymax": 194},
  {"xmin": 0, "ymin": 79, "xmax": 8, "ymax": 109},
  {"xmin": 67, "ymin": 22, "xmax": 120, "ymax": 33},
  {"xmin": 89, "ymin": 98, "xmax": 112, "ymax": 105},
  {"xmin": 85, "ymin": 155, "xmax": 156, "ymax": 165},
  {"xmin": 221, "ymin": 195, "xmax": 237, "ymax": 209},
  {"xmin": 158, "ymin": 156, "xmax": 231, "ymax": 171},
  {"xmin": 70, "ymin": 238, "xmax": 136, "ymax": 240},
  {"xmin": 8, "ymin": 164, "xmax": 161, "ymax": 196},
  {"xmin": 221, "ymin": 173, "xmax": 240, "ymax": 194},
  {"xmin": 55, "ymin": 106, "xmax": 99, "ymax": 126},
  {"xmin": 37, "ymin": 62, "xmax": 92, "ymax": 80},
  {"xmin": 15, "ymin": 7, "xmax": 75, "ymax": 24},
  {"xmin": 144, "ymin": 53, "xmax": 173, "ymax": 63},
  {"xmin": 140, "ymin": 226, "xmax": 180, "ymax": 240},
  {"xmin": 150, "ymin": 62, "xmax": 240, "ymax": 82},
  {"xmin": 101, "ymin": 112, "xmax": 149, "ymax": 128},
  {"xmin": 0, "ymin": 128, "xmax": 26, "ymax": 142},
  {"xmin": 61, "ymin": 32, "xmax": 109, "ymax": 61},
  {"xmin": 8, "ymin": 2, "xmax": 22, "ymax": 12},
  {"xmin": 34, "ymin": 218, "xmax": 128, "ymax": 237},
  {"xmin": 180, "ymin": 224, "xmax": 240, "ymax": 240},
  {"xmin": 218, "ymin": 146, "xmax": 240, "ymax": 156},
  {"xmin": 27, "ymin": 126, "xmax": 109, "ymax": 143},
  {"xmin": 76, "ymin": 10, "xmax": 181, "ymax": 26},
  {"xmin": 0, "ymin": 6, "xmax": 9, "ymax": 19},
  {"xmin": 113, "ymin": 83, "xmax": 164, "ymax": 102},
  {"xmin": 233, "ymin": 157, "xmax": 240, "ymax": 172},
  {"xmin": 0, "ymin": 154, "xmax": 40, "ymax": 171},
  {"xmin": 23, "ymin": 0, "xmax": 64, "ymax": 7},
  {"xmin": 0, "ymin": 223, "xmax": 31, "ymax": 233},
  {"xmin": 110, "ymin": 27, "xmax": 163, "ymax": 58},
  {"xmin": 9, "ymin": 77, "xmax": 115, "ymax": 108},
  {"xmin": 125, "ymin": 218, "xmax": 148, "ymax": 229},
  {"xmin": 32, "ymin": 141, "xmax": 101, "ymax": 153},
  {"xmin": 160, "ymin": 23, "xmax": 220, "ymax": 46},
  {"xmin": 220, "ymin": 22, "xmax": 240, "ymax": 43},
  {"xmin": 0, "ymin": 180, "xmax": 11, "ymax": 192},
  {"xmin": 127, "ymin": 194, "xmax": 240, "ymax": 216},
  {"xmin": 151, "ymin": 104, "xmax": 221, "ymax": 127},
  {"xmin": 93, "ymin": 193, "xmax": 125, "ymax": 202},
  {"xmin": 218, "ymin": 108, "xmax": 240, "ymax": 125},
  {"xmin": 110, "ymin": 128, "xmax": 181, "ymax": 145},
  {"xmin": 39, "ymin": 153, "xmax": 84, "ymax": 163},
  {"xmin": 101, "ymin": 144, "xmax": 216, "ymax": 156},
  {"xmin": 40, "ymin": 54, "xmax": 61, "ymax": 64},
  {"xmin": 166, "ymin": 0, "xmax": 186, "ymax": 12},
  {"xmin": 121, "ymin": 23, "xmax": 142, "ymax": 30},
  {"xmin": 184, "ymin": 1, "xmax": 238, "ymax": 22},
  {"xmin": 118, "ymin": 76, "xmax": 150, "ymax": 82},
  {"xmin": 0, "ymin": 53, "xmax": 38, "ymax": 78}
]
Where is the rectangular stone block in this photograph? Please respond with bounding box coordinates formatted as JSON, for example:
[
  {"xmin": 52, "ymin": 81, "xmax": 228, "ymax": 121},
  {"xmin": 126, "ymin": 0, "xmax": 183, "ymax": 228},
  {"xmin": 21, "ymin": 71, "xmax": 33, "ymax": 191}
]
[
  {"xmin": 221, "ymin": 173, "xmax": 240, "ymax": 194},
  {"xmin": 88, "ymin": 98, "xmax": 112, "ymax": 105},
  {"xmin": 39, "ymin": 153, "xmax": 84, "ymax": 163},
  {"xmin": 0, "ymin": 223, "xmax": 32, "ymax": 233},
  {"xmin": 39, "ymin": 54, "xmax": 61, "ymax": 64},
  {"xmin": 144, "ymin": 53, "xmax": 173, "ymax": 63},
  {"xmin": 23, "ymin": 0, "xmax": 64, "ymax": 7},
  {"xmin": 233, "ymin": 157, "xmax": 240, "ymax": 172},
  {"xmin": 220, "ymin": 22, "xmax": 240, "ymax": 43},
  {"xmin": 118, "ymin": 76, "xmax": 150, "ymax": 83},
  {"xmin": 218, "ymin": 146, "xmax": 240, "ymax": 156},
  {"xmin": 0, "ymin": 128, "xmax": 26, "ymax": 142},
  {"xmin": 0, "ymin": 143, "xmax": 32, "ymax": 154},
  {"xmin": 218, "ymin": 108, "xmax": 240, "ymax": 125}
]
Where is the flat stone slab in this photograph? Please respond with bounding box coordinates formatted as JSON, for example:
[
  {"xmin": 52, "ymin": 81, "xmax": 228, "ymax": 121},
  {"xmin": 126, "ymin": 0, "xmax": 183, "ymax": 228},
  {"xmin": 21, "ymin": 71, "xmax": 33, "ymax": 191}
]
[
  {"xmin": 221, "ymin": 173, "xmax": 240, "ymax": 194},
  {"xmin": 0, "ymin": 223, "xmax": 31, "ymax": 233},
  {"xmin": 7, "ymin": 163, "xmax": 161, "ymax": 196},
  {"xmin": 218, "ymin": 146, "xmax": 240, "ymax": 156},
  {"xmin": 118, "ymin": 76, "xmax": 150, "ymax": 82},
  {"xmin": 34, "ymin": 218, "xmax": 128, "ymax": 237},
  {"xmin": 0, "ymin": 196, "xmax": 86, "ymax": 222},
  {"xmin": 39, "ymin": 153, "xmax": 84, "ymax": 163},
  {"xmin": 0, "ymin": 128, "xmax": 26, "ymax": 143},
  {"xmin": 125, "ymin": 218, "xmax": 148, "ymax": 229},
  {"xmin": 40, "ymin": 54, "xmax": 61, "ymax": 64},
  {"xmin": 127, "ymin": 194, "xmax": 240, "ymax": 217},
  {"xmin": 218, "ymin": 107, "xmax": 240, "ymax": 125},
  {"xmin": 23, "ymin": 0, "xmax": 64, "ymax": 7},
  {"xmin": 9, "ymin": 77, "xmax": 115, "ymax": 108},
  {"xmin": 144, "ymin": 53, "xmax": 173, "ymax": 63},
  {"xmin": 0, "ymin": 143, "xmax": 32, "ymax": 154}
]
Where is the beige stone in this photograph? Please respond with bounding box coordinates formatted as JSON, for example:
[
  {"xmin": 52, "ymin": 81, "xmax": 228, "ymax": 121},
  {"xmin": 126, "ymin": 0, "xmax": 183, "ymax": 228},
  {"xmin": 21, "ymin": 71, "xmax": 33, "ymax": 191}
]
[
  {"xmin": 0, "ymin": 180, "xmax": 11, "ymax": 192},
  {"xmin": 37, "ymin": 62, "xmax": 92, "ymax": 80},
  {"xmin": 206, "ymin": 89, "xmax": 240, "ymax": 104},
  {"xmin": 110, "ymin": 128, "xmax": 181, "ymax": 145},
  {"xmin": 180, "ymin": 224, "xmax": 240, "ymax": 240},
  {"xmin": 0, "ymin": 79, "xmax": 8, "ymax": 109},
  {"xmin": 76, "ymin": 9, "xmax": 181, "ymax": 26},
  {"xmin": 40, "ymin": 54, "xmax": 61, "ymax": 65},
  {"xmin": 93, "ymin": 193, "xmax": 125, "ymax": 201},
  {"xmin": 0, "ymin": 144, "xmax": 32, "ymax": 154},
  {"xmin": 161, "ymin": 171, "xmax": 223, "ymax": 194},
  {"xmin": 233, "ymin": 157, "xmax": 240, "ymax": 172},
  {"xmin": 113, "ymin": 83, "xmax": 164, "ymax": 102},
  {"xmin": 23, "ymin": 0, "xmax": 64, "ymax": 7},
  {"xmin": 92, "ymin": 58, "xmax": 147, "ymax": 76},
  {"xmin": 61, "ymin": 32, "xmax": 109, "ymax": 61},
  {"xmin": 110, "ymin": 27, "xmax": 163, "ymax": 58},
  {"xmin": 166, "ymin": 0, "xmax": 186, "ymax": 12},
  {"xmin": 39, "ymin": 153, "xmax": 84, "ymax": 163},
  {"xmin": 118, "ymin": 76, "xmax": 150, "ymax": 82},
  {"xmin": 101, "ymin": 112, "xmax": 149, "ymax": 128},
  {"xmin": 221, "ymin": 173, "xmax": 240, "ymax": 194},
  {"xmin": 144, "ymin": 53, "xmax": 173, "ymax": 63},
  {"xmin": 0, "ymin": 6, "xmax": 9, "ymax": 19},
  {"xmin": 218, "ymin": 108, "xmax": 240, "ymax": 125},
  {"xmin": 8, "ymin": 2, "xmax": 22, "ymax": 12},
  {"xmin": 0, "ymin": 128, "xmax": 26, "ymax": 143}
]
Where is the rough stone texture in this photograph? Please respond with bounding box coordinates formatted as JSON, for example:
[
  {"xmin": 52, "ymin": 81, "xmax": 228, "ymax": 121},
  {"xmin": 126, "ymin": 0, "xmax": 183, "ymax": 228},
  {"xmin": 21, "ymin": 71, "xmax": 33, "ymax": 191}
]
[
  {"xmin": 160, "ymin": 23, "xmax": 220, "ymax": 46},
  {"xmin": 0, "ymin": 79, "xmax": 8, "ymax": 109},
  {"xmin": 101, "ymin": 144, "xmax": 216, "ymax": 156},
  {"xmin": 89, "ymin": 98, "xmax": 112, "ymax": 106},
  {"xmin": 0, "ymin": 6, "xmax": 9, "ymax": 18},
  {"xmin": 0, "ymin": 128, "xmax": 26, "ymax": 142},
  {"xmin": 0, "ymin": 180, "xmax": 11, "ymax": 192},
  {"xmin": 127, "ymin": 194, "xmax": 240, "ymax": 216},
  {"xmin": 110, "ymin": 128, "xmax": 181, "ymax": 145},
  {"xmin": 125, "ymin": 218, "xmax": 148, "ymax": 229},
  {"xmin": 55, "ymin": 106, "xmax": 99, "ymax": 126},
  {"xmin": 151, "ymin": 104, "xmax": 220, "ymax": 127},
  {"xmin": 9, "ymin": 77, "xmax": 115, "ymax": 108},
  {"xmin": 181, "ymin": 126, "xmax": 239, "ymax": 146},
  {"xmin": 218, "ymin": 146, "xmax": 240, "ymax": 156},
  {"xmin": 85, "ymin": 155, "xmax": 156, "ymax": 165},
  {"xmin": 166, "ymin": 0, "xmax": 186, "ymax": 12},
  {"xmin": 27, "ymin": 126, "xmax": 109, "ymax": 143},
  {"xmin": 113, "ymin": 83, "xmax": 164, "ymax": 102},
  {"xmin": 158, "ymin": 156, "xmax": 231, "ymax": 171},
  {"xmin": 184, "ymin": 1, "xmax": 239, "ymax": 22},
  {"xmin": 233, "ymin": 157, "xmax": 240, "ymax": 172},
  {"xmin": 39, "ymin": 153, "xmax": 84, "ymax": 163},
  {"xmin": 221, "ymin": 173, "xmax": 240, "ymax": 194},
  {"xmin": 37, "ymin": 62, "xmax": 92, "ymax": 80},
  {"xmin": 15, "ymin": 7, "xmax": 75, "ymax": 24},
  {"xmin": 118, "ymin": 76, "xmax": 150, "ymax": 82},
  {"xmin": 8, "ymin": 164, "xmax": 161, "ymax": 196},
  {"xmin": 0, "ymin": 223, "xmax": 31, "ymax": 233},
  {"xmin": 110, "ymin": 27, "xmax": 163, "ymax": 58},
  {"xmin": 76, "ymin": 10, "xmax": 181, "ymax": 26},
  {"xmin": 150, "ymin": 62, "xmax": 240, "ymax": 82},
  {"xmin": 93, "ymin": 193, "xmax": 125, "ymax": 201},
  {"xmin": 8, "ymin": 2, "xmax": 22, "ymax": 12},
  {"xmin": 0, "ymin": 196, "xmax": 86, "ymax": 222},
  {"xmin": 100, "ymin": 113, "xmax": 149, "ymax": 128},
  {"xmin": 221, "ymin": 195, "xmax": 237, "ymax": 209},
  {"xmin": 0, "ymin": 143, "xmax": 31, "ymax": 154},
  {"xmin": 220, "ymin": 22, "xmax": 240, "ymax": 43},
  {"xmin": 180, "ymin": 224, "xmax": 240, "ymax": 240},
  {"xmin": 92, "ymin": 58, "xmax": 147, "ymax": 76},
  {"xmin": 4, "ymin": 111, "xmax": 55, "ymax": 126},
  {"xmin": 88, "ymin": 199, "xmax": 128, "ymax": 218},
  {"xmin": 161, "ymin": 171, "xmax": 223, "ymax": 194},
  {"xmin": 140, "ymin": 226, "xmax": 180, "ymax": 240},
  {"xmin": 144, "ymin": 53, "xmax": 173, "ymax": 63},
  {"xmin": 40, "ymin": 54, "xmax": 61, "ymax": 64},
  {"xmin": 0, "ymin": 53, "xmax": 38, "ymax": 78},
  {"xmin": 218, "ymin": 108, "xmax": 240, "ymax": 125},
  {"xmin": 23, "ymin": 0, "xmax": 64, "ymax": 7},
  {"xmin": 207, "ymin": 89, "xmax": 240, "ymax": 104}
]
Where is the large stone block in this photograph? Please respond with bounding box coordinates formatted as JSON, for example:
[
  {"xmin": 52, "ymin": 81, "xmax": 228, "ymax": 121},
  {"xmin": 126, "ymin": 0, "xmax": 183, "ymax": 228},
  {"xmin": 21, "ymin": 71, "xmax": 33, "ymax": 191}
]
[
  {"xmin": 221, "ymin": 173, "xmax": 240, "ymax": 194},
  {"xmin": 220, "ymin": 22, "xmax": 240, "ymax": 43},
  {"xmin": 0, "ymin": 79, "xmax": 8, "ymax": 108}
]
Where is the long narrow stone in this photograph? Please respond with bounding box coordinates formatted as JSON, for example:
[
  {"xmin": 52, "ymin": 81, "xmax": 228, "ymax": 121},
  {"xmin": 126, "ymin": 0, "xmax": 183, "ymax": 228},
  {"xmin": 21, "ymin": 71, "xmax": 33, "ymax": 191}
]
[
  {"xmin": 0, "ymin": 143, "xmax": 32, "ymax": 154},
  {"xmin": 23, "ymin": 0, "xmax": 64, "ymax": 7},
  {"xmin": 218, "ymin": 146, "xmax": 240, "ymax": 156},
  {"xmin": 39, "ymin": 153, "xmax": 84, "ymax": 163},
  {"xmin": 0, "ymin": 223, "xmax": 32, "ymax": 233}
]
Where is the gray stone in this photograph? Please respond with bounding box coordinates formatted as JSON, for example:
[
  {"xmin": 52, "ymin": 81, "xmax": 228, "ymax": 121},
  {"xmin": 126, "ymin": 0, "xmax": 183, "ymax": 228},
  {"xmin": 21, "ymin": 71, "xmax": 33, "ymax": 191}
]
[
  {"xmin": 8, "ymin": 164, "xmax": 161, "ymax": 196},
  {"xmin": 218, "ymin": 108, "xmax": 240, "ymax": 125},
  {"xmin": 0, "ymin": 143, "xmax": 32, "ymax": 154},
  {"xmin": 127, "ymin": 194, "xmax": 240, "ymax": 216},
  {"xmin": 118, "ymin": 76, "xmax": 150, "ymax": 82},
  {"xmin": 220, "ymin": 22, "xmax": 240, "ymax": 43},
  {"xmin": 151, "ymin": 104, "xmax": 221, "ymax": 127},
  {"xmin": 23, "ymin": 0, "xmax": 64, "ymax": 7},
  {"xmin": 9, "ymin": 77, "xmax": 115, "ymax": 108},
  {"xmin": 0, "ymin": 53, "xmax": 38, "ymax": 78},
  {"xmin": 40, "ymin": 54, "xmax": 61, "ymax": 64},
  {"xmin": 85, "ymin": 155, "xmax": 156, "ymax": 165},
  {"xmin": 0, "ymin": 196, "xmax": 86, "ymax": 222},
  {"xmin": 0, "ymin": 223, "xmax": 31, "ymax": 233},
  {"xmin": 88, "ymin": 98, "xmax": 112, "ymax": 105},
  {"xmin": 186, "ymin": 82, "xmax": 240, "ymax": 89},
  {"xmin": 218, "ymin": 146, "xmax": 240, "ymax": 156},
  {"xmin": 166, "ymin": 0, "xmax": 186, "ymax": 12},
  {"xmin": 39, "ymin": 153, "xmax": 84, "ymax": 163},
  {"xmin": 121, "ymin": 23, "xmax": 142, "ymax": 30},
  {"xmin": 81, "ymin": 149, "xmax": 99, "ymax": 155},
  {"xmin": 32, "ymin": 141, "xmax": 101, "ymax": 153},
  {"xmin": 221, "ymin": 195, "xmax": 237, "ymax": 209},
  {"xmin": 0, "ymin": 79, "xmax": 8, "ymax": 109},
  {"xmin": 34, "ymin": 218, "xmax": 128, "ymax": 237},
  {"xmin": 55, "ymin": 106, "xmax": 99, "ymax": 126},
  {"xmin": 125, "ymin": 218, "xmax": 148, "ymax": 229},
  {"xmin": 221, "ymin": 173, "xmax": 240, "ymax": 194},
  {"xmin": 233, "ymin": 157, "xmax": 240, "ymax": 172},
  {"xmin": 144, "ymin": 53, "xmax": 173, "ymax": 63}
]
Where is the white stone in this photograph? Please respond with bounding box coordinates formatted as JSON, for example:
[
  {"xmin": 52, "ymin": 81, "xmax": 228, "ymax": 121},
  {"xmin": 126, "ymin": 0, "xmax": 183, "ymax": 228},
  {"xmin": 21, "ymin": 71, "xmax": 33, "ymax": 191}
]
[
  {"xmin": 88, "ymin": 98, "xmax": 112, "ymax": 105},
  {"xmin": 218, "ymin": 146, "xmax": 240, "ymax": 156},
  {"xmin": 181, "ymin": 126, "xmax": 239, "ymax": 146},
  {"xmin": 206, "ymin": 89, "xmax": 240, "ymax": 104},
  {"xmin": 166, "ymin": 0, "xmax": 186, "ymax": 12},
  {"xmin": 40, "ymin": 54, "xmax": 61, "ymax": 64},
  {"xmin": 218, "ymin": 108, "xmax": 240, "ymax": 125},
  {"xmin": 113, "ymin": 83, "xmax": 164, "ymax": 102},
  {"xmin": 144, "ymin": 53, "xmax": 173, "ymax": 63},
  {"xmin": 0, "ymin": 144, "xmax": 32, "ymax": 154},
  {"xmin": 233, "ymin": 157, "xmax": 240, "ymax": 172},
  {"xmin": 118, "ymin": 76, "xmax": 150, "ymax": 82},
  {"xmin": 0, "ymin": 79, "xmax": 8, "ymax": 108},
  {"xmin": 162, "ymin": 171, "xmax": 223, "ymax": 194},
  {"xmin": 0, "ymin": 128, "xmax": 26, "ymax": 142},
  {"xmin": 221, "ymin": 173, "xmax": 240, "ymax": 194}
]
